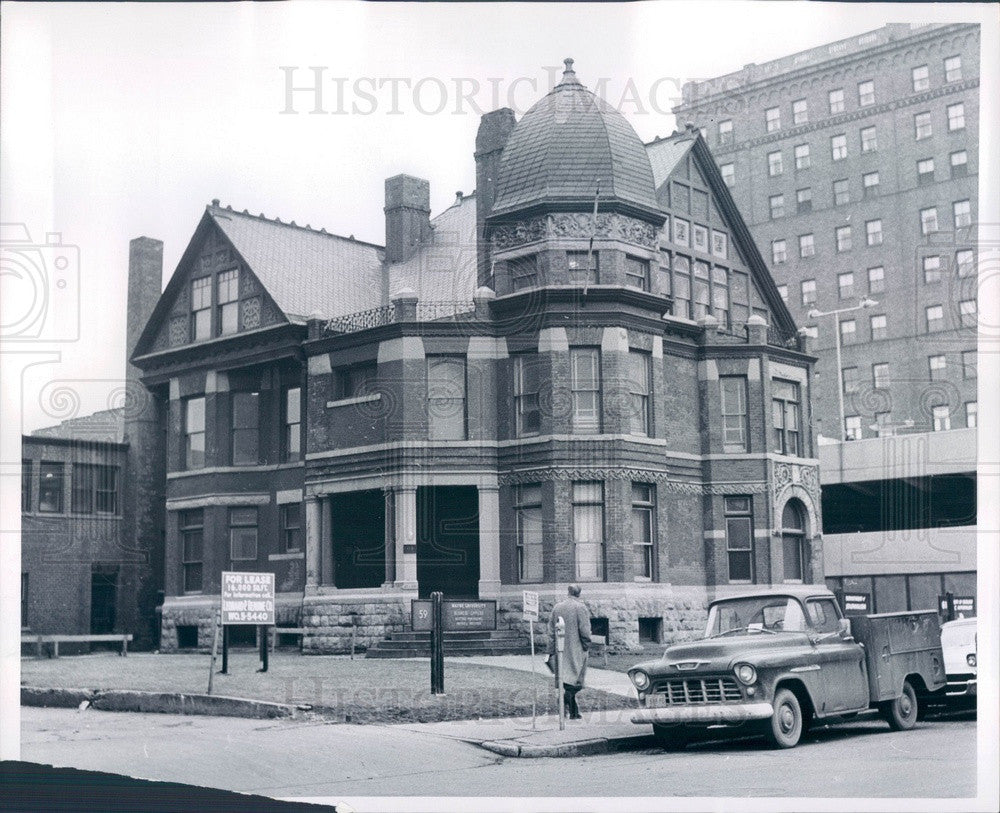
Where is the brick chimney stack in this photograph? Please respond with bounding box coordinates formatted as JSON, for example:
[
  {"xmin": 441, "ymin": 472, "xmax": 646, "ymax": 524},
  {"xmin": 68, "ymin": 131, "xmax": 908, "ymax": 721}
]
[
  {"xmin": 384, "ymin": 174, "xmax": 432, "ymax": 264},
  {"xmin": 475, "ymin": 108, "xmax": 517, "ymax": 288}
]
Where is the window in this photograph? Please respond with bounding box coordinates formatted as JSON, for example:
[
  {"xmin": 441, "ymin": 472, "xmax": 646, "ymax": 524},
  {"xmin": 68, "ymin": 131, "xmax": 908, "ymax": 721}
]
[
  {"xmin": 923, "ymin": 256, "xmax": 942, "ymax": 283},
  {"xmin": 873, "ymin": 362, "xmax": 890, "ymax": 389},
  {"xmin": 772, "ymin": 379, "xmax": 801, "ymax": 456},
  {"xmin": 721, "ymin": 376, "xmax": 749, "ymax": 453},
  {"xmin": 831, "ymin": 134, "xmax": 847, "ymax": 161},
  {"xmin": 631, "ymin": 483, "xmax": 656, "ymax": 579},
  {"xmin": 725, "ymin": 496, "xmax": 754, "ymax": 583},
  {"xmin": 866, "ymin": 219, "xmax": 883, "ymax": 246},
  {"xmin": 513, "ymin": 355, "xmax": 541, "ymax": 436},
  {"xmin": 932, "ymin": 404, "xmax": 951, "ymax": 432},
  {"xmin": 858, "ymin": 80, "xmax": 874, "ymax": 106},
  {"xmin": 862, "ymin": 171, "xmax": 880, "ymax": 197},
  {"xmin": 956, "ymin": 249, "xmax": 974, "ymax": 277},
  {"xmin": 692, "ymin": 261, "xmax": 710, "ymax": 320},
  {"xmin": 800, "ymin": 279, "xmax": 816, "ymax": 305},
  {"xmin": 917, "ymin": 158, "xmax": 935, "ymax": 184},
  {"xmin": 777, "ymin": 284, "xmax": 788, "ymax": 302},
  {"xmin": 767, "ymin": 151, "xmax": 783, "ymax": 177},
  {"xmin": 873, "ymin": 412, "xmax": 892, "ymax": 436},
  {"xmin": 72, "ymin": 464, "xmax": 119, "ymax": 514},
  {"xmin": 180, "ymin": 509, "xmax": 203, "ymax": 592},
  {"xmin": 567, "ymin": 251, "xmax": 599, "ymax": 284},
  {"xmin": 860, "ymin": 126, "xmax": 877, "ymax": 153},
  {"xmin": 870, "ymin": 314, "xmax": 887, "ymax": 341},
  {"xmin": 844, "ymin": 416, "xmax": 862, "ymax": 441},
  {"xmin": 925, "ymin": 304, "xmax": 944, "ymax": 332},
  {"xmin": 920, "ymin": 207, "xmax": 938, "ymax": 235},
  {"xmin": 672, "ymin": 255, "xmax": 691, "ymax": 318},
  {"xmin": 807, "ymin": 598, "xmax": 843, "ymax": 633},
  {"xmin": 838, "ymin": 272, "xmax": 854, "ymax": 300},
  {"xmin": 772, "ymin": 239, "xmax": 787, "ymax": 265},
  {"xmin": 572, "ymin": 481, "xmax": 604, "ymax": 581},
  {"xmin": 229, "ymin": 507, "xmax": 258, "ymax": 561},
  {"xmin": 281, "ymin": 503, "xmax": 302, "ymax": 552},
  {"xmin": 914, "ymin": 111, "xmax": 932, "ymax": 140},
  {"xmin": 842, "ymin": 366, "xmax": 858, "ymax": 395},
  {"xmin": 627, "ymin": 350, "xmax": 651, "ymax": 436},
  {"xmin": 950, "ymin": 150, "xmax": 968, "ymax": 177},
  {"xmin": 796, "ymin": 188, "xmax": 812, "ymax": 214},
  {"xmin": 868, "ymin": 266, "xmax": 884, "ymax": 294},
  {"xmin": 769, "ymin": 194, "xmax": 785, "ymax": 219},
  {"xmin": 947, "ymin": 103, "xmax": 965, "ymax": 131},
  {"xmin": 965, "ymin": 402, "xmax": 977, "ymax": 429},
  {"xmin": 945, "ymin": 55, "xmax": 962, "ymax": 82},
  {"xmin": 959, "ymin": 299, "xmax": 977, "ymax": 328},
  {"xmin": 953, "ymin": 200, "xmax": 971, "ymax": 229},
  {"xmin": 839, "ymin": 319, "xmax": 857, "ymax": 345},
  {"xmin": 515, "ymin": 484, "xmax": 543, "ymax": 582},
  {"xmin": 912, "ymin": 65, "xmax": 929, "ymax": 92},
  {"xmin": 625, "ymin": 256, "xmax": 650, "ymax": 291},
  {"xmin": 426, "ymin": 356, "xmax": 466, "ymax": 440},
  {"xmin": 570, "ymin": 348, "xmax": 601, "ymax": 433},
  {"xmin": 509, "ymin": 254, "xmax": 538, "ymax": 290},
  {"xmin": 184, "ymin": 396, "xmax": 206, "ymax": 469},
  {"xmin": 829, "ymin": 88, "xmax": 845, "ymax": 114},
  {"xmin": 799, "ymin": 234, "xmax": 815, "ymax": 258},
  {"xmin": 337, "ymin": 362, "xmax": 376, "ymax": 399},
  {"xmin": 929, "ymin": 355, "xmax": 946, "ymax": 381},
  {"xmin": 792, "ymin": 99, "xmax": 808, "ymax": 125},
  {"xmin": 962, "ymin": 350, "xmax": 976, "ymax": 379},
  {"xmin": 720, "ymin": 163, "xmax": 735, "ymax": 188},
  {"xmin": 231, "ymin": 391, "xmax": 260, "ymax": 465},
  {"xmin": 282, "ymin": 386, "xmax": 301, "ymax": 463},
  {"xmin": 836, "ymin": 225, "xmax": 852, "ymax": 253},
  {"xmin": 718, "ymin": 119, "xmax": 733, "ymax": 145},
  {"xmin": 829, "ymin": 179, "xmax": 848, "ymax": 206},
  {"xmin": 794, "ymin": 143, "xmax": 810, "ymax": 170},
  {"xmin": 217, "ymin": 268, "xmax": 239, "ymax": 336},
  {"xmin": 38, "ymin": 462, "xmax": 63, "ymax": 513},
  {"xmin": 765, "ymin": 106, "xmax": 781, "ymax": 132},
  {"xmin": 190, "ymin": 276, "xmax": 211, "ymax": 341},
  {"xmin": 21, "ymin": 460, "xmax": 31, "ymax": 513}
]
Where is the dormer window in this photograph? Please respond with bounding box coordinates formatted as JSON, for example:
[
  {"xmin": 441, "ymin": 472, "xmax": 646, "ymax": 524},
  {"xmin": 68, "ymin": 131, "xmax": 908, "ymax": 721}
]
[
  {"xmin": 509, "ymin": 255, "xmax": 538, "ymax": 291},
  {"xmin": 191, "ymin": 277, "xmax": 211, "ymax": 340},
  {"xmin": 217, "ymin": 269, "xmax": 240, "ymax": 335}
]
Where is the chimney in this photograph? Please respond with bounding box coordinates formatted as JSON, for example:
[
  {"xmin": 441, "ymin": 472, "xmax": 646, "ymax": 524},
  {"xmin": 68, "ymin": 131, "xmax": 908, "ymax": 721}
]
[
  {"xmin": 475, "ymin": 108, "xmax": 517, "ymax": 288},
  {"xmin": 384, "ymin": 174, "xmax": 432, "ymax": 264}
]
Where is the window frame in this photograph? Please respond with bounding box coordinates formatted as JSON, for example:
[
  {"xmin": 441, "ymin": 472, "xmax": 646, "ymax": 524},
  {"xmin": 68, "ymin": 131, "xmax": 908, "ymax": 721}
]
[
  {"xmin": 724, "ymin": 496, "xmax": 755, "ymax": 584},
  {"xmin": 38, "ymin": 461, "xmax": 64, "ymax": 514},
  {"xmin": 872, "ymin": 362, "xmax": 890, "ymax": 390},
  {"xmin": 571, "ymin": 480, "xmax": 605, "ymax": 582},
  {"xmin": 281, "ymin": 503, "xmax": 303, "ymax": 553},
  {"xmin": 765, "ymin": 106, "xmax": 781, "ymax": 133},
  {"xmin": 631, "ymin": 483, "xmax": 656, "ymax": 580},
  {"xmin": 829, "ymin": 88, "xmax": 845, "ymax": 114},
  {"xmin": 772, "ymin": 239, "xmax": 787, "ymax": 265},
  {"xmin": 798, "ymin": 234, "xmax": 815, "ymax": 259},
  {"xmin": 228, "ymin": 506, "xmax": 259, "ymax": 562},
  {"xmin": 858, "ymin": 79, "xmax": 875, "ymax": 106},
  {"xmin": 513, "ymin": 354, "xmax": 541, "ymax": 437},
  {"xmin": 216, "ymin": 267, "xmax": 240, "ymax": 336},
  {"xmin": 928, "ymin": 354, "xmax": 947, "ymax": 381},
  {"xmin": 184, "ymin": 396, "xmax": 206, "ymax": 470},
  {"xmin": 767, "ymin": 150, "xmax": 783, "ymax": 177},
  {"xmin": 838, "ymin": 271, "xmax": 855, "ymax": 300},
  {"xmin": 862, "ymin": 171, "xmax": 880, "ymax": 197},
  {"xmin": 426, "ymin": 355, "xmax": 467, "ymax": 441},
  {"xmin": 831, "ymin": 133, "xmax": 847, "ymax": 161},
  {"xmin": 914, "ymin": 111, "xmax": 932, "ymax": 140},
  {"xmin": 835, "ymin": 225, "xmax": 852, "ymax": 253},
  {"xmin": 792, "ymin": 98, "xmax": 808, "ymax": 125},
  {"xmin": 769, "ymin": 193, "xmax": 785, "ymax": 220},
  {"xmin": 720, "ymin": 375, "xmax": 749, "ymax": 453},
  {"xmin": 624, "ymin": 255, "xmax": 650, "ymax": 291},
  {"xmin": 925, "ymin": 304, "xmax": 944, "ymax": 333},
  {"xmin": 515, "ymin": 483, "xmax": 544, "ymax": 583},
  {"xmin": 866, "ymin": 219, "xmax": 883, "ymax": 246},
  {"xmin": 180, "ymin": 509, "xmax": 204, "ymax": 593},
  {"xmin": 567, "ymin": 250, "xmax": 599, "ymax": 285},
  {"xmin": 800, "ymin": 278, "xmax": 816, "ymax": 306},
  {"xmin": 771, "ymin": 379, "xmax": 802, "ymax": 457},
  {"xmin": 230, "ymin": 390, "xmax": 261, "ymax": 466},
  {"xmin": 944, "ymin": 55, "xmax": 962, "ymax": 83},
  {"xmin": 282, "ymin": 385, "xmax": 302, "ymax": 463},
  {"xmin": 911, "ymin": 64, "xmax": 929, "ymax": 92},
  {"xmin": 860, "ymin": 125, "xmax": 877, "ymax": 153},
  {"xmin": 947, "ymin": 102, "xmax": 965, "ymax": 131},
  {"xmin": 870, "ymin": 314, "xmax": 887, "ymax": 341},
  {"xmin": 867, "ymin": 266, "xmax": 885, "ymax": 294},
  {"xmin": 569, "ymin": 347, "xmax": 601, "ymax": 434},
  {"xmin": 794, "ymin": 143, "xmax": 810, "ymax": 170},
  {"xmin": 627, "ymin": 349, "xmax": 652, "ymax": 436},
  {"xmin": 509, "ymin": 254, "xmax": 538, "ymax": 290},
  {"xmin": 190, "ymin": 276, "xmax": 212, "ymax": 341}
]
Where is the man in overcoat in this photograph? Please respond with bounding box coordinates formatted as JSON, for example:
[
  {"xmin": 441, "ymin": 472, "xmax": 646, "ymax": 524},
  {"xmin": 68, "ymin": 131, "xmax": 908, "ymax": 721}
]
[{"xmin": 548, "ymin": 584, "xmax": 592, "ymax": 719}]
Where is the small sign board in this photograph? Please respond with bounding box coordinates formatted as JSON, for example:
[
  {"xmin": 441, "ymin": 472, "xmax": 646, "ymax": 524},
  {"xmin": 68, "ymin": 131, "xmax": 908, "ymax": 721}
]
[
  {"xmin": 411, "ymin": 599, "xmax": 497, "ymax": 632},
  {"xmin": 940, "ymin": 595, "xmax": 976, "ymax": 618},
  {"xmin": 842, "ymin": 592, "xmax": 871, "ymax": 616},
  {"xmin": 523, "ymin": 590, "xmax": 539, "ymax": 622},
  {"xmin": 221, "ymin": 571, "xmax": 275, "ymax": 625}
]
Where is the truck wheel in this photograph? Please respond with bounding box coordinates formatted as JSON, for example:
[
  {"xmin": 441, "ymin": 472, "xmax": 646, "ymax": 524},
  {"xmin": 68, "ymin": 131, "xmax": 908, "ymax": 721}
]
[
  {"xmin": 766, "ymin": 688, "xmax": 803, "ymax": 748},
  {"xmin": 652, "ymin": 724, "xmax": 689, "ymax": 751},
  {"xmin": 881, "ymin": 679, "xmax": 918, "ymax": 731}
]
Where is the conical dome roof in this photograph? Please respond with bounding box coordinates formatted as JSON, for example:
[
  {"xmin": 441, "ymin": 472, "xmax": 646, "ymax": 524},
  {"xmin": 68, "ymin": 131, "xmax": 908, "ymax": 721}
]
[{"xmin": 491, "ymin": 59, "xmax": 660, "ymax": 220}]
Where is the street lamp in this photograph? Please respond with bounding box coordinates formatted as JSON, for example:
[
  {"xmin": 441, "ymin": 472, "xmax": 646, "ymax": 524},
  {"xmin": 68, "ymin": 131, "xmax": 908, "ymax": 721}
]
[{"xmin": 807, "ymin": 297, "xmax": 878, "ymax": 441}]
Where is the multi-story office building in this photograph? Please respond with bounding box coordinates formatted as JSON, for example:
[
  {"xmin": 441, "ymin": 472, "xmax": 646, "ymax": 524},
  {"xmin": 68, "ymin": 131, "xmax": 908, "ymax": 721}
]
[{"xmin": 674, "ymin": 23, "xmax": 979, "ymax": 614}]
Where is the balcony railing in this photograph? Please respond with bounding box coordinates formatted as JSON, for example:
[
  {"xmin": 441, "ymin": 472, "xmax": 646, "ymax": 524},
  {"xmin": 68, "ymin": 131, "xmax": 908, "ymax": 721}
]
[
  {"xmin": 316, "ymin": 301, "xmax": 478, "ymax": 338},
  {"xmin": 322, "ymin": 305, "xmax": 396, "ymax": 335}
]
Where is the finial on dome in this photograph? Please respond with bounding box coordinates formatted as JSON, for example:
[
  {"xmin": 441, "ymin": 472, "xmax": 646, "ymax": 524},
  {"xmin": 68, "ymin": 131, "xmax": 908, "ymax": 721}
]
[{"xmin": 560, "ymin": 57, "xmax": 580, "ymax": 85}]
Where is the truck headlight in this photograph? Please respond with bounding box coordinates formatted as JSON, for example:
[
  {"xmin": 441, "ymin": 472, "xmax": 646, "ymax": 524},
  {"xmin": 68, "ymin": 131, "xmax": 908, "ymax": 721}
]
[
  {"xmin": 631, "ymin": 670, "xmax": 650, "ymax": 690},
  {"xmin": 967, "ymin": 654, "xmax": 976, "ymax": 668},
  {"xmin": 734, "ymin": 663, "xmax": 757, "ymax": 685}
]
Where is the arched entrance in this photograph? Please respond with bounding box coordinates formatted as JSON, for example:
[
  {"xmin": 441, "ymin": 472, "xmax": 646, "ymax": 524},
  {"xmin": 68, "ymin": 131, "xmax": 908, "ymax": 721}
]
[{"xmin": 780, "ymin": 499, "xmax": 808, "ymax": 583}]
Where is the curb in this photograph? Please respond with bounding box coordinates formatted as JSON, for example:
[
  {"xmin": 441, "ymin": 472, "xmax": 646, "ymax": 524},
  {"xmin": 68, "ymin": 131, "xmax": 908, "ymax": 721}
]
[
  {"xmin": 21, "ymin": 686, "xmax": 301, "ymax": 720},
  {"xmin": 478, "ymin": 733, "xmax": 652, "ymax": 758}
]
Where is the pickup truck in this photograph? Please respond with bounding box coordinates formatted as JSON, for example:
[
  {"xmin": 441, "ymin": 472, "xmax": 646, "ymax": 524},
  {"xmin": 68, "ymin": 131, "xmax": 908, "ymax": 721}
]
[{"xmin": 627, "ymin": 585, "xmax": 945, "ymax": 748}]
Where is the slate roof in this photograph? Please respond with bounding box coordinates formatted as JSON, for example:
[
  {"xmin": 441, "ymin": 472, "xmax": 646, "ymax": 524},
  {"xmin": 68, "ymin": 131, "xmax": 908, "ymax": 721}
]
[
  {"xmin": 208, "ymin": 204, "xmax": 385, "ymax": 322},
  {"xmin": 646, "ymin": 132, "xmax": 696, "ymax": 189},
  {"xmin": 491, "ymin": 60, "xmax": 660, "ymax": 218}
]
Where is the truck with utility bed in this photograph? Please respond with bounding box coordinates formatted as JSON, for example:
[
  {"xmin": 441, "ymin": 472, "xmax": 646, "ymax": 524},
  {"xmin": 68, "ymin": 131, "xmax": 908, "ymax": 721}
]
[{"xmin": 627, "ymin": 585, "xmax": 945, "ymax": 748}]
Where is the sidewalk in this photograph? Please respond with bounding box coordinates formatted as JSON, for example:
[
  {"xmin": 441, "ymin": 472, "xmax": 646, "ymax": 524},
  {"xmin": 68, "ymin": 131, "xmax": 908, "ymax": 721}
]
[{"xmin": 448, "ymin": 654, "xmax": 636, "ymax": 698}]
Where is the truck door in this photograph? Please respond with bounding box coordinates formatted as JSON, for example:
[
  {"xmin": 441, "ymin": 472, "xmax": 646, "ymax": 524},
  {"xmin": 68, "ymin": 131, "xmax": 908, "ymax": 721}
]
[{"xmin": 806, "ymin": 598, "xmax": 868, "ymax": 712}]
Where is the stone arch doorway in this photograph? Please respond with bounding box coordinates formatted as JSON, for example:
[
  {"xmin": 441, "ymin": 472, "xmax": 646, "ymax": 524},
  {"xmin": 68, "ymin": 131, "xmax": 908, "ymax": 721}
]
[{"xmin": 780, "ymin": 499, "xmax": 808, "ymax": 583}]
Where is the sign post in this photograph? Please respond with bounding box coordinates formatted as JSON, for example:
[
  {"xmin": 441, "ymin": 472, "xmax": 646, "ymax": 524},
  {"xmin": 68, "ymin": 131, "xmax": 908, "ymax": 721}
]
[
  {"xmin": 555, "ymin": 615, "xmax": 566, "ymax": 732},
  {"xmin": 430, "ymin": 591, "xmax": 445, "ymax": 695},
  {"xmin": 207, "ymin": 609, "xmax": 221, "ymax": 694},
  {"xmin": 523, "ymin": 591, "xmax": 540, "ymax": 730},
  {"xmin": 220, "ymin": 571, "xmax": 275, "ymax": 674}
]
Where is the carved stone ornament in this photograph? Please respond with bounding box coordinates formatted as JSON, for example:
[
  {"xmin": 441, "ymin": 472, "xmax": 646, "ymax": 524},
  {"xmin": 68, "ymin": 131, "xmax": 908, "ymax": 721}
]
[
  {"xmin": 497, "ymin": 466, "xmax": 767, "ymax": 495},
  {"xmin": 493, "ymin": 213, "xmax": 658, "ymax": 251}
]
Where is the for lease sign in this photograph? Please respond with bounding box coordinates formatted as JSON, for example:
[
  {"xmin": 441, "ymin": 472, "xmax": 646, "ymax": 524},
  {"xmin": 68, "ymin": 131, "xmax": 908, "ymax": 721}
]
[{"xmin": 221, "ymin": 571, "xmax": 275, "ymax": 625}]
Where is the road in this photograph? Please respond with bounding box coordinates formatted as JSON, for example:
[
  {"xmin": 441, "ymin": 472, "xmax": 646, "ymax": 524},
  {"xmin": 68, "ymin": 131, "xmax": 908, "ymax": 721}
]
[{"xmin": 20, "ymin": 706, "xmax": 975, "ymax": 802}]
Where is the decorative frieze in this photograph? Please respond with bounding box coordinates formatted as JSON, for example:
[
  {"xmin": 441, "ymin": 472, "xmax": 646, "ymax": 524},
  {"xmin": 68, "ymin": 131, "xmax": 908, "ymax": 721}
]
[
  {"xmin": 498, "ymin": 466, "xmax": 768, "ymax": 495},
  {"xmin": 492, "ymin": 212, "xmax": 659, "ymax": 251}
]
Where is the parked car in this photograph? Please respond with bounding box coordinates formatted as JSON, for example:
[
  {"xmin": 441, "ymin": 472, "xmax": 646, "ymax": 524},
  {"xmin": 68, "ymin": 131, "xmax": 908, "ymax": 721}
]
[
  {"xmin": 628, "ymin": 586, "xmax": 945, "ymax": 749},
  {"xmin": 940, "ymin": 617, "xmax": 977, "ymax": 704}
]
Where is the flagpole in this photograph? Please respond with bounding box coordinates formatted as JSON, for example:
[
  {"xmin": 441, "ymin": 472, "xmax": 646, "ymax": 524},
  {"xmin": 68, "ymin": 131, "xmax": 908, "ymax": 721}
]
[{"xmin": 584, "ymin": 182, "xmax": 600, "ymax": 295}]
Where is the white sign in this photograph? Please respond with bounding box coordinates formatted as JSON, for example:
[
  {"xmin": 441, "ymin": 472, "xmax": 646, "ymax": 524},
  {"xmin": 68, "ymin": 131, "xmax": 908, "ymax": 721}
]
[
  {"xmin": 221, "ymin": 571, "xmax": 275, "ymax": 625},
  {"xmin": 522, "ymin": 590, "xmax": 539, "ymax": 622}
]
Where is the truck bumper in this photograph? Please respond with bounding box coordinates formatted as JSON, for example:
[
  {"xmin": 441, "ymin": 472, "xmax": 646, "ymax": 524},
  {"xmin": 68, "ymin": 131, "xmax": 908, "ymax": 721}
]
[{"xmin": 631, "ymin": 702, "xmax": 774, "ymax": 726}]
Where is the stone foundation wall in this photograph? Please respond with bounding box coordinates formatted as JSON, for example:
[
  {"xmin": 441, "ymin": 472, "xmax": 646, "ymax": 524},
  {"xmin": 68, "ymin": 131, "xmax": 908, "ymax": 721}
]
[
  {"xmin": 159, "ymin": 598, "xmax": 303, "ymax": 653},
  {"xmin": 299, "ymin": 595, "xmax": 409, "ymax": 654}
]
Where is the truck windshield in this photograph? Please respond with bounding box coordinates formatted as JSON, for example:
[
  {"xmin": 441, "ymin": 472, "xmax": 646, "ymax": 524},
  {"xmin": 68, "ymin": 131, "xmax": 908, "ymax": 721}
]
[{"xmin": 705, "ymin": 596, "xmax": 807, "ymax": 637}]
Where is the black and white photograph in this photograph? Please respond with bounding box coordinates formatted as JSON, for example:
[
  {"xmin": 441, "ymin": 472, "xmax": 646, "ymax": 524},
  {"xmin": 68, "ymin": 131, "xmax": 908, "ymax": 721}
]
[{"xmin": 1, "ymin": 2, "xmax": 997, "ymax": 811}]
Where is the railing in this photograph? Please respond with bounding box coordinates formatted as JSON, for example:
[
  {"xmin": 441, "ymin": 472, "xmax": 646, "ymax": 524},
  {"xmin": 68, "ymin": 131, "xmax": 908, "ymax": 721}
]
[
  {"xmin": 322, "ymin": 305, "xmax": 395, "ymax": 335},
  {"xmin": 767, "ymin": 325, "xmax": 801, "ymax": 349},
  {"xmin": 417, "ymin": 302, "xmax": 476, "ymax": 322},
  {"xmin": 317, "ymin": 301, "xmax": 478, "ymax": 338}
]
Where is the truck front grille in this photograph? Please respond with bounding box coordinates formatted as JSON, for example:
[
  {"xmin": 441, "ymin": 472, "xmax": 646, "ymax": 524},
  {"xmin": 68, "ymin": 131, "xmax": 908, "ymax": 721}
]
[{"xmin": 652, "ymin": 676, "xmax": 743, "ymax": 704}]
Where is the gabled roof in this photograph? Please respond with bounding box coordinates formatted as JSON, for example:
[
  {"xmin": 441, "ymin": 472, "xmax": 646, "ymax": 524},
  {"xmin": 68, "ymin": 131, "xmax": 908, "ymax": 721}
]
[{"xmin": 646, "ymin": 133, "xmax": 696, "ymax": 189}]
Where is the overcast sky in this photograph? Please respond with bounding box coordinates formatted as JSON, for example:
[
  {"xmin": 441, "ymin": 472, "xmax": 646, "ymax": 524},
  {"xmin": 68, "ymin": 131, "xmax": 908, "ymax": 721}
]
[{"xmin": 2, "ymin": 1, "xmax": 994, "ymax": 431}]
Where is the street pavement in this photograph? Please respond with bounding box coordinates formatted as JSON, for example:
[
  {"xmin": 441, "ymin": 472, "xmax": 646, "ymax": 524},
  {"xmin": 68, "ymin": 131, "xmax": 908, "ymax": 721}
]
[{"xmin": 21, "ymin": 705, "xmax": 976, "ymax": 802}]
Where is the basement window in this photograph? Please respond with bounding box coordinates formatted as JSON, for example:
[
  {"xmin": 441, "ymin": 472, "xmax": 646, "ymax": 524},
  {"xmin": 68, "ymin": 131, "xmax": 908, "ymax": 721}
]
[
  {"xmin": 638, "ymin": 617, "xmax": 663, "ymax": 644},
  {"xmin": 176, "ymin": 626, "xmax": 198, "ymax": 649}
]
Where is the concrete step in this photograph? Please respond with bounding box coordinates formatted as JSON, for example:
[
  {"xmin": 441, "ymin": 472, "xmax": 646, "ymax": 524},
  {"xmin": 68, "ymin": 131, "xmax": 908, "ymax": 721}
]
[
  {"xmin": 388, "ymin": 629, "xmax": 524, "ymax": 642},
  {"xmin": 365, "ymin": 644, "xmax": 533, "ymax": 659}
]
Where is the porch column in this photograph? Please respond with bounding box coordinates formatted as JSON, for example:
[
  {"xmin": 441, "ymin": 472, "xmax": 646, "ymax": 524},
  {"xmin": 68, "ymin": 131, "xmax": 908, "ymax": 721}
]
[
  {"xmin": 305, "ymin": 497, "xmax": 321, "ymax": 588},
  {"xmin": 321, "ymin": 497, "xmax": 334, "ymax": 586},
  {"xmin": 393, "ymin": 487, "xmax": 418, "ymax": 590},
  {"xmin": 478, "ymin": 485, "xmax": 501, "ymax": 597}
]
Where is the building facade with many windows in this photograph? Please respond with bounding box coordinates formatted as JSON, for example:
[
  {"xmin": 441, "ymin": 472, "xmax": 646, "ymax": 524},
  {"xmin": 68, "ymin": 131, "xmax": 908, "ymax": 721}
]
[{"xmin": 673, "ymin": 23, "xmax": 978, "ymax": 614}]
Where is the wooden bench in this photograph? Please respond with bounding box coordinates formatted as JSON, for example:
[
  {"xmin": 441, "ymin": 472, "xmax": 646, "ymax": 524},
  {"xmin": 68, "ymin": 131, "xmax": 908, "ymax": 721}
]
[
  {"xmin": 22, "ymin": 634, "xmax": 133, "ymax": 659},
  {"xmin": 589, "ymin": 634, "xmax": 609, "ymax": 667}
]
